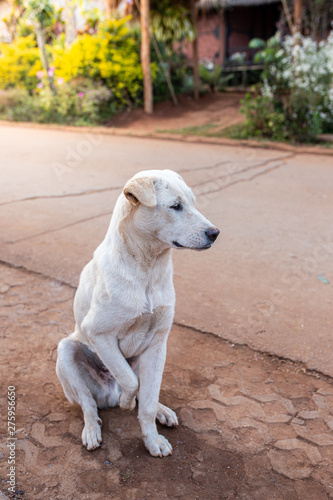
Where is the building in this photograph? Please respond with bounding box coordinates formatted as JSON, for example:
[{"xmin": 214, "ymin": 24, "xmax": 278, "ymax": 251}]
[{"xmin": 184, "ymin": 0, "xmax": 282, "ymax": 65}]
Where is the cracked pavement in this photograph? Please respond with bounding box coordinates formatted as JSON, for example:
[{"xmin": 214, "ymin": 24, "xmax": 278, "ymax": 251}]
[
  {"xmin": 0, "ymin": 123, "xmax": 333, "ymax": 499},
  {"xmin": 0, "ymin": 124, "xmax": 332, "ymax": 374}
]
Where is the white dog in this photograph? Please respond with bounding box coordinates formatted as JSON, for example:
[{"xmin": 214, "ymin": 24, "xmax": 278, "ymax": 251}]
[{"xmin": 56, "ymin": 169, "xmax": 219, "ymax": 457}]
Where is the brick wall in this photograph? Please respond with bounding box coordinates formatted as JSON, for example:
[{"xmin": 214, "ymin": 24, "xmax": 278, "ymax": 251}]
[
  {"xmin": 180, "ymin": 4, "xmax": 281, "ymax": 65},
  {"xmin": 180, "ymin": 14, "xmax": 226, "ymax": 65}
]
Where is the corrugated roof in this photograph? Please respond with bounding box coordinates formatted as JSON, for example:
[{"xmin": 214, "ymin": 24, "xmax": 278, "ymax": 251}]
[{"xmin": 197, "ymin": 0, "xmax": 280, "ymax": 9}]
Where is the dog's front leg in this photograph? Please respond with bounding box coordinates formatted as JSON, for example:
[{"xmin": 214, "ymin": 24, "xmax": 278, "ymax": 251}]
[
  {"xmin": 138, "ymin": 336, "xmax": 173, "ymax": 458},
  {"xmin": 90, "ymin": 335, "xmax": 139, "ymax": 410}
]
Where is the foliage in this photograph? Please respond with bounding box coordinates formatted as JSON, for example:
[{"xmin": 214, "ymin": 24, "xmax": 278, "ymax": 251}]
[
  {"xmin": 303, "ymin": 0, "xmax": 333, "ymax": 40},
  {"xmin": 0, "ymin": 10, "xmax": 199, "ymax": 124},
  {"xmin": 199, "ymin": 60, "xmax": 222, "ymax": 93},
  {"xmin": 3, "ymin": 0, "xmax": 63, "ymax": 42},
  {"xmin": 0, "ymin": 88, "xmax": 43, "ymax": 121},
  {"xmin": 242, "ymin": 32, "xmax": 333, "ymax": 142},
  {"xmin": 2, "ymin": 0, "xmax": 25, "ymax": 40},
  {"xmin": 150, "ymin": 2, "xmax": 195, "ymax": 102},
  {"xmin": 240, "ymin": 92, "xmax": 288, "ymax": 141},
  {"xmin": 281, "ymin": 0, "xmax": 333, "ymax": 40},
  {"xmin": 228, "ymin": 51, "xmax": 246, "ymax": 65},
  {"xmin": 0, "ymin": 79, "xmax": 115, "ymax": 125},
  {"xmin": 0, "ymin": 35, "xmax": 42, "ymax": 90},
  {"xmin": 79, "ymin": 6, "xmax": 103, "ymax": 34},
  {"xmin": 152, "ymin": 49, "xmax": 191, "ymax": 102},
  {"xmin": 151, "ymin": 1, "xmax": 195, "ymax": 48},
  {"xmin": 250, "ymin": 36, "xmax": 280, "ymax": 67},
  {"xmin": 0, "ymin": 17, "xmax": 160, "ymax": 123},
  {"xmin": 53, "ymin": 18, "xmax": 150, "ymax": 107},
  {"xmin": 23, "ymin": 0, "xmax": 56, "ymax": 29},
  {"xmin": 198, "ymin": 60, "xmax": 234, "ymax": 93}
]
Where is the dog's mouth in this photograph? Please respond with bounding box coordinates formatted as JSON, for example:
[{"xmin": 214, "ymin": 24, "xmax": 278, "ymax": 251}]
[
  {"xmin": 173, "ymin": 241, "xmax": 184, "ymax": 248},
  {"xmin": 194, "ymin": 244, "xmax": 211, "ymax": 251},
  {"xmin": 172, "ymin": 241, "xmax": 211, "ymax": 250}
]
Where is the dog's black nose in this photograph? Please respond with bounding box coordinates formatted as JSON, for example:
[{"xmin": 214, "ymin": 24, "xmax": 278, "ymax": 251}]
[{"xmin": 205, "ymin": 227, "xmax": 220, "ymax": 242}]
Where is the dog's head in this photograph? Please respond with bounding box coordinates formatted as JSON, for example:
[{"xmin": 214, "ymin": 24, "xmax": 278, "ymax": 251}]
[{"xmin": 123, "ymin": 169, "xmax": 220, "ymax": 251}]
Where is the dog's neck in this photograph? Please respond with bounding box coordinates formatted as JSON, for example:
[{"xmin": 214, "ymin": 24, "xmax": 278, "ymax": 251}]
[
  {"xmin": 119, "ymin": 225, "xmax": 171, "ymax": 271},
  {"xmin": 104, "ymin": 195, "xmax": 172, "ymax": 272}
]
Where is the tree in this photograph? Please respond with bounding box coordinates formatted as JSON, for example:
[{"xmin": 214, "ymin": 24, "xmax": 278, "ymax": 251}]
[
  {"xmin": 141, "ymin": 0, "xmax": 153, "ymax": 113},
  {"xmin": 282, "ymin": 0, "xmax": 332, "ymax": 38},
  {"xmin": 151, "ymin": 0, "xmax": 196, "ymax": 103},
  {"xmin": 304, "ymin": 0, "xmax": 333, "ymax": 39},
  {"xmin": 23, "ymin": 0, "xmax": 56, "ymax": 92},
  {"xmin": 190, "ymin": 0, "xmax": 199, "ymax": 100}
]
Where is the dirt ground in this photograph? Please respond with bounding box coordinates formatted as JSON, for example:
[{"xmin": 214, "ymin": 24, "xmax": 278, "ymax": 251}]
[
  {"xmin": 109, "ymin": 92, "xmax": 245, "ymax": 133},
  {"xmin": 1, "ymin": 263, "xmax": 333, "ymax": 500}
]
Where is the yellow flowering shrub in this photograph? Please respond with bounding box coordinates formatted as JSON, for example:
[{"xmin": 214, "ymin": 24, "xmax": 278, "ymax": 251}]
[
  {"xmin": 0, "ymin": 17, "xmax": 159, "ymax": 119},
  {"xmin": 0, "ymin": 35, "xmax": 42, "ymax": 90},
  {"xmin": 54, "ymin": 17, "xmax": 155, "ymax": 106}
]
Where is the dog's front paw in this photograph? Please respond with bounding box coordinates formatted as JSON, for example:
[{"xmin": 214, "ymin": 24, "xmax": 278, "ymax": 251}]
[
  {"xmin": 156, "ymin": 403, "xmax": 178, "ymax": 427},
  {"xmin": 144, "ymin": 433, "xmax": 173, "ymax": 458},
  {"xmin": 119, "ymin": 392, "xmax": 136, "ymax": 411},
  {"xmin": 82, "ymin": 418, "xmax": 102, "ymax": 450}
]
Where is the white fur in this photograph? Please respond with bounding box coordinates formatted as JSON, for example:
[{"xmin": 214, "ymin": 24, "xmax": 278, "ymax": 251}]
[{"xmin": 56, "ymin": 169, "xmax": 219, "ymax": 457}]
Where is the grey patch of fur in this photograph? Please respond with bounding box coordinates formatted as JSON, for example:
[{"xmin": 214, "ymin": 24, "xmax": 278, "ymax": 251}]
[{"xmin": 72, "ymin": 341, "xmax": 122, "ymax": 409}]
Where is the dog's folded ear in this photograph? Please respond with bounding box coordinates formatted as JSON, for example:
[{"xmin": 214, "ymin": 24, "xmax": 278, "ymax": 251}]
[{"xmin": 123, "ymin": 176, "xmax": 157, "ymax": 208}]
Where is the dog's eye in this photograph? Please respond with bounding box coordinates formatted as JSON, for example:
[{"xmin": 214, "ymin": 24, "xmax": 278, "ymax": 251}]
[{"xmin": 170, "ymin": 202, "xmax": 182, "ymax": 211}]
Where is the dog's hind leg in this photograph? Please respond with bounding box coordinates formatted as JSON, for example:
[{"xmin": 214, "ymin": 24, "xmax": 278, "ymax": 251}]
[{"xmin": 56, "ymin": 336, "xmax": 120, "ymax": 450}]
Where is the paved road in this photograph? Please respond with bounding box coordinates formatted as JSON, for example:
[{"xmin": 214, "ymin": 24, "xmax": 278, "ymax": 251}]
[{"xmin": 0, "ymin": 123, "xmax": 332, "ymax": 375}]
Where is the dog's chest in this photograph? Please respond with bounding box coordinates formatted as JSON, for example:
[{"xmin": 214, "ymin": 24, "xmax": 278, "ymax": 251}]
[
  {"xmin": 118, "ymin": 306, "xmax": 171, "ymax": 358},
  {"xmin": 142, "ymin": 293, "xmax": 154, "ymax": 315},
  {"xmin": 136, "ymin": 279, "xmax": 174, "ymax": 317}
]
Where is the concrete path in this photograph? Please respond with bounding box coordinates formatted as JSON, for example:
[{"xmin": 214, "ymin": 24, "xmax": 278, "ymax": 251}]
[
  {"xmin": 1, "ymin": 124, "xmax": 332, "ymax": 375},
  {"xmin": 1, "ymin": 123, "xmax": 333, "ymax": 499}
]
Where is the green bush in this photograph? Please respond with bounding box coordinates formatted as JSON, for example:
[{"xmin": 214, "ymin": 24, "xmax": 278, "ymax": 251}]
[
  {"xmin": 240, "ymin": 92, "xmax": 288, "ymax": 141},
  {"xmin": 0, "ymin": 89, "xmax": 43, "ymax": 121},
  {"xmin": 199, "ymin": 61, "xmax": 222, "ymax": 93},
  {"xmin": 0, "ymin": 81, "xmax": 116, "ymax": 125},
  {"xmin": 40, "ymin": 80, "xmax": 115, "ymax": 124},
  {"xmin": 152, "ymin": 48, "xmax": 192, "ymax": 102},
  {"xmin": 198, "ymin": 60, "xmax": 234, "ymax": 93},
  {"xmin": 242, "ymin": 32, "xmax": 333, "ymax": 142}
]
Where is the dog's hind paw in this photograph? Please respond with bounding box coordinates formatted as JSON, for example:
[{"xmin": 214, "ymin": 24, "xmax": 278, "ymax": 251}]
[
  {"xmin": 119, "ymin": 393, "xmax": 136, "ymax": 411},
  {"xmin": 156, "ymin": 403, "xmax": 178, "ymax": 427},
  {"xmin": 144, "ymin": 433, "xmax": 173, "ymax": 458},
  {"xmin": 82, "ymin": 420, "xmax": 102, "ymax": 451}
]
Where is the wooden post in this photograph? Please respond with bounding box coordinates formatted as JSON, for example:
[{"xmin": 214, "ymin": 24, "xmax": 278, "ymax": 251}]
[
  {"xmin": 141, "ymin": 0, "xmax": 153, "ymax": 114},
  {"xmin": 191, "ymin": 0, "xmax": 199, "ymax": 100},
  {"xmin": 294, "ymin": 0, "xmax": 303, "ymax": 34},
  {"xmin": 105, "ymin": 0, "xmax": 116, "ymax": 19},
  {"xmin": 281, "ymin": 0, "xmax": 294, "ymax": 34}
]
